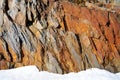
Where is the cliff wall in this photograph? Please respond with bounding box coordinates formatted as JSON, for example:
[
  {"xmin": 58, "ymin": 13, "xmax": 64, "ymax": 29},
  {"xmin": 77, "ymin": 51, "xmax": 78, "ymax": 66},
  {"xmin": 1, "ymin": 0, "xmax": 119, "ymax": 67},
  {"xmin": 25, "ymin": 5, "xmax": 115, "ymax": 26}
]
[{"xmin": 0, "ymin": 0, "xmax": 120, "ymax": 73}]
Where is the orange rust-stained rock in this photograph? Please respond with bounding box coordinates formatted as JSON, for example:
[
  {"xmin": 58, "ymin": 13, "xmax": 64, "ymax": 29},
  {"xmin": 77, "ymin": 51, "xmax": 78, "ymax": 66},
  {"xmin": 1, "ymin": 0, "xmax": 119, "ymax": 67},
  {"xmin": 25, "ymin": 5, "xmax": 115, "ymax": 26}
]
[
  {"xmin": 0, "ymin": 59, "xmax": 8, "ymax": 69},
  {"xmin": 0, "ymin": 0, "xmax": 120, "ymax": 73}
]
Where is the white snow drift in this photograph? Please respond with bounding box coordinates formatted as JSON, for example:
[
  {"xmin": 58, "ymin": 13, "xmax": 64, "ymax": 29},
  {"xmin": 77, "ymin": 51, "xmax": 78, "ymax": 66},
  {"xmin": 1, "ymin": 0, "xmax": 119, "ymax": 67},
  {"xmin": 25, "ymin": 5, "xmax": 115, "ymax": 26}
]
[{"xmin": 0, "ymin": 65, "xmax": 120, "ymax": 80}]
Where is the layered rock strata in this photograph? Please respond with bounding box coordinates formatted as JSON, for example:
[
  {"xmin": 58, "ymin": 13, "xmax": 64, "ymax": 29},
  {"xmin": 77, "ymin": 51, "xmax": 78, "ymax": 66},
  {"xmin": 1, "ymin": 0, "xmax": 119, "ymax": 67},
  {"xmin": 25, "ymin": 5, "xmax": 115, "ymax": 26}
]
[{"xmin": 0, "ymin": 0, "xmax": 120, "ymax": 73}]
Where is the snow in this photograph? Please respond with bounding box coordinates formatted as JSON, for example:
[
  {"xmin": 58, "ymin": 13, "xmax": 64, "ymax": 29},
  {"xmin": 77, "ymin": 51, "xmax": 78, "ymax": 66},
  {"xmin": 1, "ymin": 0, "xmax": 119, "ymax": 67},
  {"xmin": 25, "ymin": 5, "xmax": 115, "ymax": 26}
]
[{"xmin": 0, "ymin": 65, "xmax": 120, "ymax": 80}]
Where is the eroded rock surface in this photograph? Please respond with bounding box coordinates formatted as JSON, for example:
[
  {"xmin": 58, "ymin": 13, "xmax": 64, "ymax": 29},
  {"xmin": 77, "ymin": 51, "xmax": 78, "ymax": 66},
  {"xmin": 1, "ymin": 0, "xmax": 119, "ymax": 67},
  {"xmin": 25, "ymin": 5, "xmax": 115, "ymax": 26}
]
[{"xmin": 0, "ymin": 0, "xmax": 120, "ymax": 73}]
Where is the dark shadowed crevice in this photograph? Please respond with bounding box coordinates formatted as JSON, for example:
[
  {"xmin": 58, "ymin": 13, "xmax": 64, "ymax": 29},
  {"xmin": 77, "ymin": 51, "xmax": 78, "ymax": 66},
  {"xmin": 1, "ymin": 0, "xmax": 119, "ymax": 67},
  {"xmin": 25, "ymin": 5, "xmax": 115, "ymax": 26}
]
[
  {"xmin": 4, "ymin": 0, "xmax": 9, "ymax": 12},
  {"xmin": 106, "ymin": 12, "xmax": 110, "ymax": 27},
  {"xmin": 26, "ymin": 11, "xmax": 34, "ymax": 26},
  {"xmin": 56, "ymin": 24, "xmax": 61, "ymax": 29},
  {"xmin": 63, "ymin": 15, "xmax": 68, "ymax": 31},
  {"xmin": 5, "ymin": 12, "xmax": 14, "ymax": 22},
  {"xmin": 75, "ymin": 34, "xmax": 82, "ymax": 53},
  {"xmin": 36, "ymin": 7, "xmax": 41, "ymax": 21},
  {"xmin": 0, "ymin": 53, "xmax": 5, "ymax": 60},
  {"xmin": 18, "ymin": 37, "xmax": 24, "ymax": 62},
  {"xmin": 89, "ymin": 37, "xmax": 97, "ymax": 51}
]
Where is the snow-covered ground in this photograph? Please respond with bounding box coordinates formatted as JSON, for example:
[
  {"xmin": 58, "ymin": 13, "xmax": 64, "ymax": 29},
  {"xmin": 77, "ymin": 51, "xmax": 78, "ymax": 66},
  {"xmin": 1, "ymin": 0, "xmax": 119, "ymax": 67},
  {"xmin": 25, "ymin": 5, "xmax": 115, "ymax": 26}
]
[{"xmin": 0, "ymin": 65, "xmax": 120, "ymax": 80}]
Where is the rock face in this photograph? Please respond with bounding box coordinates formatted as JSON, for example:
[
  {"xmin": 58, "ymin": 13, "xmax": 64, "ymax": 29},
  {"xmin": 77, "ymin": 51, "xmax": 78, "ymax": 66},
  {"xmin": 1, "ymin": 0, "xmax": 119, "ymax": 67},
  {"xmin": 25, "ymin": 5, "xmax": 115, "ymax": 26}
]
[{"xmin": 0, "ymin": 0, "xmax": 120, "ymax": 73}]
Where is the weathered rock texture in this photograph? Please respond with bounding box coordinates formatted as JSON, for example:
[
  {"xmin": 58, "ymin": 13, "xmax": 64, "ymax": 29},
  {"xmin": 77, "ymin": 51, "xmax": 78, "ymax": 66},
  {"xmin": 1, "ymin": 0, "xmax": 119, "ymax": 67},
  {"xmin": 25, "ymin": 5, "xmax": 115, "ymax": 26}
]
[{"xmin": 0, "ymin": 0, "xmax": 120, "ymax": 73}]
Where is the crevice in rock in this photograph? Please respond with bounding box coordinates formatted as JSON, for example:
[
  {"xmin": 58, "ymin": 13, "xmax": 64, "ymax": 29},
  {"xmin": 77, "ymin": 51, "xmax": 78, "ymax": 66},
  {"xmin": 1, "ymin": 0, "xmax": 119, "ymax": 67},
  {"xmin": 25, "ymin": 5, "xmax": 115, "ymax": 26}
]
[
  {"xmin": 98, "ymin": 23, "xmax": 103, "ymax": 33},
  {"xmin": 56, "ymin": 24, "xmax": 61, "ymax": 29},
  {"xmin": 5, "ymin": 12, "xmax": 14, "ymax": 22},
  {"xmin": 4, "ymin": 0, "xmax": 9, "ymax": 12},
  {"xmin": 26, "ymin": 11, "xmax": 34, "ymax": 26},
  {"xmin": 106, "ymin": 12, "xmax": 110, "ymax": 27},
  {"xmin": 75, "ymin": 34, "xmax": 82, "ymax": 53},
  {"xmin": 36, "ymin": 8, "xmax": 41, "ymax": 21},
  {"xmin": 86, "ymin": 55, "xmax": 92, "ymax": 68},
  {"xmin": 2, "ymin": 38, "xmax": 12, "ymax": 62},
  {"xmin": 9, "ymin": 62, "xmax": 15, "ymax": 69},
  {"xmin": 63, "ymin": 15, "xmax": 68, "ymax": 31},
  {"xmin": 41, "ymin": 47, "xmax": 46, "ymax": 71},
  {"xmin": 112, "ymin": 29, "xmax": 115, "ymax": 44},
  {"xmin": 83, "ymin": 55, "xmax": 92, "ymax": 69},
  {"xmin": 0, "ymin": 54, "xmax": 5, "ymax": 60},
  {"xmin": 103, "ymin": 54, "xmax": 109, "ymax": 68},
  {"xmin": 89, "ymin": 37, "xmax": 97, "ymax": 51},
  {"xmin": 18, "ymin": 37, "xmax": 24, "ymax": 62}
]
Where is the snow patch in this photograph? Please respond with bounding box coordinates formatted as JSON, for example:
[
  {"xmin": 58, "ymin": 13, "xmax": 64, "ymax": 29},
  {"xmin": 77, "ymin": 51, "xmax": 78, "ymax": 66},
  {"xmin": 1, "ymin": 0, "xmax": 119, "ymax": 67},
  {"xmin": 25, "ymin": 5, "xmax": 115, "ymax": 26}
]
[{"xmin": 0, "ymin": 65, "xmax": 120, "ymax": 80}]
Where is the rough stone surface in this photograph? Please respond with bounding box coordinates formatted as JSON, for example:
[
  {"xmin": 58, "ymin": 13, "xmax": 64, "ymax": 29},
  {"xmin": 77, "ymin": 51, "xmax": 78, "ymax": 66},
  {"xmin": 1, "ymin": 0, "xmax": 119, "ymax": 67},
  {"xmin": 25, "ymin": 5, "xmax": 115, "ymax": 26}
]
[{"xmin": 0, "ymin": 0, "xmax": 120, "ymax": 73}]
